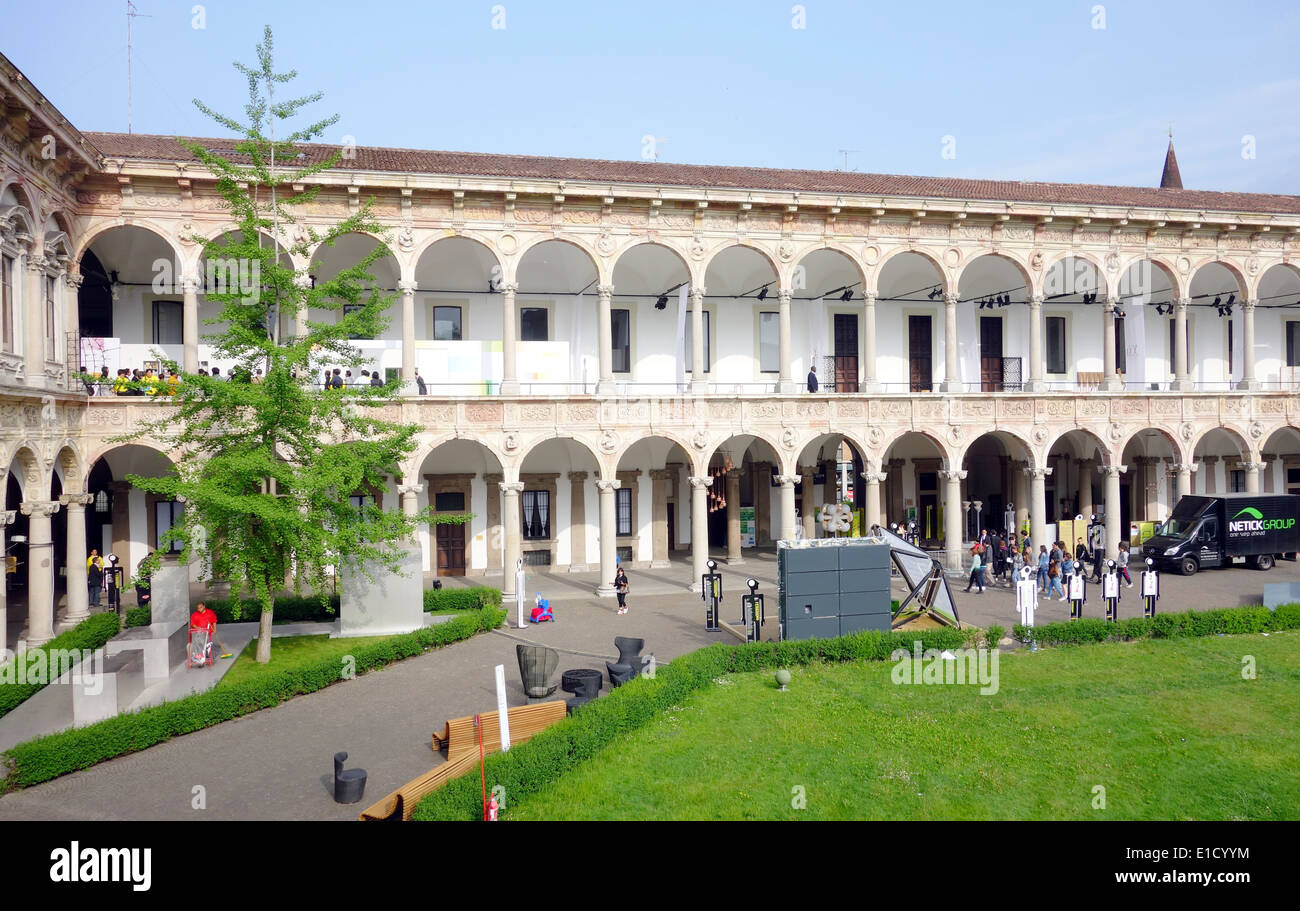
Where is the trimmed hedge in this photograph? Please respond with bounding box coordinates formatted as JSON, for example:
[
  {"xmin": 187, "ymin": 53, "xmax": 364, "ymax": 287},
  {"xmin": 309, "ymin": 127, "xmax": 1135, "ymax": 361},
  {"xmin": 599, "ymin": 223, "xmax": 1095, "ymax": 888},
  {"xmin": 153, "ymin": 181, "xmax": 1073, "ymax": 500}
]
[
  {"xmin": 423, "ymin": 586, "xmax": 502, "ymax": 613},
  {"xmin": 412, "ymin": 626, "xmax": 967, "ymax": 821},
  {"xmin": 0, "ymin": 612, "xmax": 122, "ymax": 720},
  {"xmin": 1013, "ymin": 603, "xmax": 1300, "ymax": 647},
  {"xmin": 0, "ymin": 606, "xmax": 505, "ymax": 794}
]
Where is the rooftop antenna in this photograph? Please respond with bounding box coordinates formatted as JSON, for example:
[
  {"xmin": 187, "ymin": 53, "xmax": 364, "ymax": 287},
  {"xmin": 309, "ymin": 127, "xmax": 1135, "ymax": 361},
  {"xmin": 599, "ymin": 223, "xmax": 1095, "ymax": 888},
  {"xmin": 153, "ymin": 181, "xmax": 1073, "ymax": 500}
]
[
  {"xmin": 837, "ymin": 149, "xmax": 863, "ymax": 171},
  {"xmin": 126, "ymin": 1, "xmax": 151, "ymax": 134}
]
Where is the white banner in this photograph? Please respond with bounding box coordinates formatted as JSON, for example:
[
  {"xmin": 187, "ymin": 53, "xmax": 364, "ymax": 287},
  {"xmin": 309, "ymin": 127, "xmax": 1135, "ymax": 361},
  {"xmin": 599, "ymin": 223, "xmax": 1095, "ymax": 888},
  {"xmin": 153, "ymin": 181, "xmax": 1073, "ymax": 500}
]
[{"xmin": 1125, "ymin": 296, "xmax": 1146, "ymax": 389}]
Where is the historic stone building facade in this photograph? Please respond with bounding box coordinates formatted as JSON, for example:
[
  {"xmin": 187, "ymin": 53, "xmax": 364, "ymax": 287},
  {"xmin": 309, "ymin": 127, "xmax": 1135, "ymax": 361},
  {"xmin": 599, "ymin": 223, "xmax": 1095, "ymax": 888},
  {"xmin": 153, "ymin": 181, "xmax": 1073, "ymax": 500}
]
[{"xmin": 5, "ymin": 51, "xmax": 1300, "ymax": 649}]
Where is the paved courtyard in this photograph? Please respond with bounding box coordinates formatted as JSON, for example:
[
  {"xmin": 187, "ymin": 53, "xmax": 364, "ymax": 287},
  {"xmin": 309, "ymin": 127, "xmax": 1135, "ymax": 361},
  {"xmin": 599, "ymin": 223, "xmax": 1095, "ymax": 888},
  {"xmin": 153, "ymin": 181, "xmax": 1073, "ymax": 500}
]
[{"xmin": 0, "ymin": 547, "xmax": 1293, "ymax": 820}]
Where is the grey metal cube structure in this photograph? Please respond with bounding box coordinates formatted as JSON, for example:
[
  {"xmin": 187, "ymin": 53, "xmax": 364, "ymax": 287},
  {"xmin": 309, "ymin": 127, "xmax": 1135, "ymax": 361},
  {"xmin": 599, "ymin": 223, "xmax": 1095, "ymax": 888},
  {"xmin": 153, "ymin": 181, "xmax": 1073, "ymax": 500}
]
[{"xmin": 777, "ymin": 532, "xmax": 960, "ymax": 641}]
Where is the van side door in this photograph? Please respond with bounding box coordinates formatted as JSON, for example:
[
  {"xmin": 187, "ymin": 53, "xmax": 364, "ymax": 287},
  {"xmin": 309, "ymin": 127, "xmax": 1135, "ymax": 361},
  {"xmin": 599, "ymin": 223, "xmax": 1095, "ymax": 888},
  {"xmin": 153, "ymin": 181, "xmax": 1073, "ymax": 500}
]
[{"xmin": 1198, "ymin": 517, "xmax": 1222, "ymax": 567}]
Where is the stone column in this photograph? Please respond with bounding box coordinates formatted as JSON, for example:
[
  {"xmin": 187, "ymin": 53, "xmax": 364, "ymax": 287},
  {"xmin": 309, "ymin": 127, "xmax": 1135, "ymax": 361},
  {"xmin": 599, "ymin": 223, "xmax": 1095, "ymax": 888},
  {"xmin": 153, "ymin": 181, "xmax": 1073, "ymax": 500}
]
[
  {"xmin": 1100, "ymin": 465, "xmax": 1126, "ymax": 560},
  {"xmin": 939, "ymin": 468, "xmax": 966, "ymax": 572},
  {"xmin": 1239, "ymin": 298, "xmax": 1259, "ymax": 390},
  {"xmin": 724, "ymin": 468, "xmax": 743, "ymax": 565},
  {"xmin": 1173, "ymin": 297, "xmax": 1191, "ymax": 390},
  {"xmin": 61, "ymin": 493, "xmax": 94, "ymax": 624},
  {"xmin": 567, "ymin": 471, "xmax": 589, "ymax": 572},
  {"xmin": 690, "ymin": 286, "xmax": 707, "ymax": 394},
  {"xmin": 863, "ymin": 468, "xmax": 885, "ymax": 530},
  {"xmin": 1027, "ymin": 466, "xmax": 1052, "ymax": 552},
  {"xmin": 778, "ymin": 288, "xmax": 794, "ymax": 393},
  {"xmin": 21, "ymin": 500, "xmax": 60, "ymax": 646},
  {"xmin": 596, "ymin": 283, "xmax": 615, "ymax": 396},
  {"xmin": 1174, "ymin": 463, "xmax": 1195, "ymax": 499},
  {"xmin": 800, "ymin": 466, "xmax": 816, "ymax": 539},
  {"xmin": 24, "ymin": 255, "xmax": 46, "ymax": 389},
  {"xmin": 776, "ymin": 475, "xmax": 799, "ymax": 542},
  {"xmin": 595, "ymin": 479, "xmax": 620, "ymax": 596},
  {"xmin": 398, "ymin": 483, "xmax": 423, "ymax": 520},
  {"xmin": 1102, "ymin": 297, "xmax": 1122, "ymax": 391},
  {"xmin": 1011, "ymin": 460, "xmax": 1029, "ymax": 537},
  {"xmin": 0, "ymin": 510, "xmax": 14, "ymax": 655},
  {"xmin": 1202, "ymin": 455, "xmax": 1219, "ymax": 494},
  {"xmin": 862, "ymin": 292, "xmax": 880, "ymax": 392},
  {"xmin": 293, "ymin": 273, "xmax": 310, "ymax": 340},
  {"xmin": 399, "ymin": 280, "xmax": 417, "ymax": 385},
  {"xmin": 1243, "ymin": 461, "xmax": 1264, "ymax": 494},
  {"xmin": 650, "ymin": 469, "xmax": 672, "ymax": 569},
  {"xmin": 183, "ymin": 276, "xmax": 200, "ymax": 374},
  {"xmin": 1076, "ymin": 459, "xmax": 1094, "ymax": 517},
  {"xmin": 941, "ymin": 292, "xmax": 960, "ymax": 392},
  {"xmin": 500, "ymin": 282, "xmax": 519, "ymax": 395},
  {"xmin": 689, "ymin": 476, "xmax": 712, "ymax": 591},
  {"xmin": 499, "ymin": 481, "xmax": 523, "ymax": 598},
  {"xmin": 821, "ymin": 458, "xmax": 838, "ymax": 508},
  {"xmin": 1261, "ymin": 455, "xmax": 1275, "ymax": 494},
  {"xmin": 1027, "ymin": 294, "xmax": 1046, "ymax": 392}
]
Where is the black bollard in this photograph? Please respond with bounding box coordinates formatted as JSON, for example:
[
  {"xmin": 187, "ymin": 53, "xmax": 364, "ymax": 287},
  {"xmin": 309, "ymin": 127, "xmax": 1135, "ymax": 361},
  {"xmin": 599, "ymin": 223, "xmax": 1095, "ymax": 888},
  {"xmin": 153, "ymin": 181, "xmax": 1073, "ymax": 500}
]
[{"xmin": 333, "ymin": 751, "xmax": 368, "ymax": 804}]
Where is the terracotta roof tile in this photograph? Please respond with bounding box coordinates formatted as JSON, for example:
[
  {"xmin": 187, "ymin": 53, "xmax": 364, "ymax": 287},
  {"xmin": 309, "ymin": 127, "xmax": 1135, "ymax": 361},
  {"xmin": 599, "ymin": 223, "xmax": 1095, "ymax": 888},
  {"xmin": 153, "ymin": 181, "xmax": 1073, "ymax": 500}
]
[{"xmin": 82, "ymin": 131, "xmax": 1300, "ymax": 217}]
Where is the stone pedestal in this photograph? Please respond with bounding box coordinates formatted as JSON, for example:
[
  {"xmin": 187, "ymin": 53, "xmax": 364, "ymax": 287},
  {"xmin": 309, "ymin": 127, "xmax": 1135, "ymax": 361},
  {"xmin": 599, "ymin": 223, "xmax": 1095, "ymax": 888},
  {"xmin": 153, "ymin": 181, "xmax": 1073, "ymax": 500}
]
[
  {"xmin": 337, "ymin": 544, "xmax": 424, "ymax": 638},
  {"xmin": 150, "ymin": 554, "xmax": 192, "ymax": 629}
]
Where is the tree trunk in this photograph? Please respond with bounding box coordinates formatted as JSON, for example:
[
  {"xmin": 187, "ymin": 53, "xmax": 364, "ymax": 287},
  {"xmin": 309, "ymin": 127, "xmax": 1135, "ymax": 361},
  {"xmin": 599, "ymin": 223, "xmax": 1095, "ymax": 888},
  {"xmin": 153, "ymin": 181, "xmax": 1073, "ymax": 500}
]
[{"xmin": 256, "ymin": 606, "xmax": 274, "ymax": 663}]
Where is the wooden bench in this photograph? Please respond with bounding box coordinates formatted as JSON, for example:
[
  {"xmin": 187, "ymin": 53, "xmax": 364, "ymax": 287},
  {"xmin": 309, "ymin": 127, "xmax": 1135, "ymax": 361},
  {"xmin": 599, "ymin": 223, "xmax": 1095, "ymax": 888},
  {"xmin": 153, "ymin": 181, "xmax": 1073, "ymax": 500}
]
[{"xmin": 359, "ymin": 700, "xmax": 567, "ymax": 821}]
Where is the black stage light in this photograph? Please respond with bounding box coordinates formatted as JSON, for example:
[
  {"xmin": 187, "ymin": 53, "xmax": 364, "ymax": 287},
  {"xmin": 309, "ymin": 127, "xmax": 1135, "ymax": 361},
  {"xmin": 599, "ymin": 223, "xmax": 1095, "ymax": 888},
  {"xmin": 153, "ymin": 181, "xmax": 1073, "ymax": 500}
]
[
  {"xmin": 656, "ymin": 295, "xmax": 668, "ymax": 310},
  {"xmin": 841, "ymin": 288, "xmax": 853, "ymax": 302},
  {"xmin": 757, "ymin": 286, "xmax": 768, "ymax": 301}
]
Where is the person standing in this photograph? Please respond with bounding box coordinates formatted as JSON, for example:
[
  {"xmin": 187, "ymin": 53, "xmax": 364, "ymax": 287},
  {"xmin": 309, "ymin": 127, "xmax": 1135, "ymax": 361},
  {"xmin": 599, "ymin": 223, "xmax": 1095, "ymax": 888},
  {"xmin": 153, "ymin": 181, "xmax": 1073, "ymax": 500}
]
[
  {"xmin": 807, "ymin": 365, "xmax": 818, "ymax": 393},
  {"xmin": 614, "ymin": 566, "xmax": 630, "ymax": 614},
  {"xmin": 1118, "ymin": 540, "xmax": 1133, "ymax": 588},
  {"xmin": 86, "ymin": 550, "xmax": 104, "ymax": 608},
  {"xmin": 415, "ymin": 368, "xmax": 427, "ymax": 395}
]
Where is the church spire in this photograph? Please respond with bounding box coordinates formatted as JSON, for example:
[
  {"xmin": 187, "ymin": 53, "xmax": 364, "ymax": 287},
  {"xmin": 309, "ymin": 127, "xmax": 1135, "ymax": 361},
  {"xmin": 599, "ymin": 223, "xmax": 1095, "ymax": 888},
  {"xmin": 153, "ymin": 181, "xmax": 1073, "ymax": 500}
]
[{"xmin": 1160, "ymin": 128, "xmax": 1183, "ymax": 189}]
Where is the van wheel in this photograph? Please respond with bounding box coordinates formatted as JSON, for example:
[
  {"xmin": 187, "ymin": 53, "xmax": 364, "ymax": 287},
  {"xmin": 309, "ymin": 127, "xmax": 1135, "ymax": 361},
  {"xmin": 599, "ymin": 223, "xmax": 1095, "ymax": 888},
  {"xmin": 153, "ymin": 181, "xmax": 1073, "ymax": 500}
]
[
  {"xmin": 1256, "ymin": 554, "xmax": 1275, "ymax": 571},
  {"xmin": 1179, "ymin": 556, "xmax": 1199, "ymax": 576}
]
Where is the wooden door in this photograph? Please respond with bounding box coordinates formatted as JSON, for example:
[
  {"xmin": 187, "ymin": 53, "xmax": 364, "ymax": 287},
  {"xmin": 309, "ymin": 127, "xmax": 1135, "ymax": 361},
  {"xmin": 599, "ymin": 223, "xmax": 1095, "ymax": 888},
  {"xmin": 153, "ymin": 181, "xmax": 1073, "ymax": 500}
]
[
  {"xmin": 909, "ymin": 315, "xmax": 932, "ymax": 392},
  {"xmin": 980, "ymin": 316, "xmax": 1003, "ymax": 392},
  {"xmin": 833, "ymin": 313, "xmax": 859, "ymax": 393},
  {"xmin": 435, "ymin": 523, "xmax": 466, "ymax": 576}
]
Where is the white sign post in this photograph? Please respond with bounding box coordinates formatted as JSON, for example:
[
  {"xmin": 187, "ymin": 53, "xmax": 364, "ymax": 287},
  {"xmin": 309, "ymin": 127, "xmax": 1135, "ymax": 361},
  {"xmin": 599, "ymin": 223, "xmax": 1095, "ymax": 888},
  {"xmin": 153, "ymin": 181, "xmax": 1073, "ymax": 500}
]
[
  {"xmin": 494, "ymin": 663, "xmax": 511, "ymax": 751},
  {"xmin": 1015, "ymin": 567, "xmax": 1037, "ymax": 627},
  {"xmin": 515, "ymin": 558, "xmax": 526, "ymax": 629}
]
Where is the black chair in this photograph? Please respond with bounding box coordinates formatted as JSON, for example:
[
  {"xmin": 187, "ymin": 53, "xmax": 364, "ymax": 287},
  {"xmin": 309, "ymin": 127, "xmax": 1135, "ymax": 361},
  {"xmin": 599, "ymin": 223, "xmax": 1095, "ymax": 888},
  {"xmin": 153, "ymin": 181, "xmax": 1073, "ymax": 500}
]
[
  {"xmin": 561, "ymin": 668, "xmax": 603, "ymax": 714},
  {"xmin": 516, "ymin": 644, "xmax": 559, "ymax": 699},
  {"xmin": 333, "ymin": 752, "xmax": 368, "ymax": 804},
  {"xmin": 606, "ymin": 636, "xmax": 646, "ymax": 688}
]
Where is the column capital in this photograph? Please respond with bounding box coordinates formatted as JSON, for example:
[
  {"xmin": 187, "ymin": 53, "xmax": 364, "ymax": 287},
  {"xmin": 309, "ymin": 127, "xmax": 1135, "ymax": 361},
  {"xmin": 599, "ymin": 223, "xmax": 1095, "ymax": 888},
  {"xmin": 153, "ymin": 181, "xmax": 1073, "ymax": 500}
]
[
  {"xmin": 726, "ymin": 467, "xmax": 742, "ymax": 480},
  {"xmin": 1176, "ymin": 297, "xmax": 1191, "ymax": 311},
  {"xmin": 1104, "ymin": 296, "xmax": 1119, "ymax": 312},
  {"xmin": 0, "ymin": 509, "xmax": 15, "ymax": 526},
  {"xmin": 25, "ymin": 255, "xmax": 46, "ymax": 274},
  {"xmin": 1201, "ymin": 455, "xmax": 1220, "ymax": 465},
  {"xmin": 1024, "ymin": 466, "xmax": 1053, "ymax": 479},
  {"xmin": 59, "ymin": 493, "xmax": 94, "ymax": 508},
  {"xmin": 1241, "ymin": 461, "xmax": 1266, "ymax": 473},
  {"xmin": 938, "ymin": 468, "xmax": 966, "ymax": 482},
  {"xmin": 1098, "ymin": 464, "xmax": 1128, "ymax": 477},
  {"xmin": 597, "ymin": 283, "xmax": 614, "ymax": 299},
  {"xmin": 498, "ymin": 481, "xmax": 525, "ymax": 494},
  {"xmin": 596, "ymin": 479, "xmax": 622, "ymax": 492},
  {"xmin": 181, "ymin": 276, "xmax": 200, "ymax": 294},
  {"xmin": 691, "ymin": 286, "xmax": 708, "ymax": 302},
  {"xmin": 887, "ymin": 457, "xmax": 906, "ymax": 469},
  {"xmin": 500, "ymin": 281, "xmax": 519, "ymax": 295},
  {"xmin": 1074, "ymin": 457, "xmax": 1095, "ymax": 470},
  {"xmin": 774, "ymin": 474, "xmax": 798, "ymax": 487},
  {"xmin": 689, "ymin": 475, "xmax": 714, "ymax": 489},
  {"xmin": 64, "ymin": 272, "xmax": 84, "ymax": 291},
  {"xmin": 397, "ymin": 280, "xmax": 418, "ymax": 294},
  {"xmin": 397, "ymin": 483, "xmax": 425, "ymax": 496},
  {"xmin": 1029, "ymin": 294, "xmax": 1044, "ymax": 307},
  {"xmin": 20, "ymin": 500, "xmax": 60, "ymax": 518},
  {"xmin": 862, "ymin": 291, "xmax": 877, "ymax": 305},
  {"xmin": 861, "ymin": 471, "xmax": 887, "ymax": 483},
  {"xmin": 943, "ymin": 291, "xmax": 959, "ymax": 306},
  {"xmin": 1244, "ymin": 297, "xmax": 1258, "ymax": 311},
  {"xmin": 777, "ymin": 288, "xmax": 791, "ymax": 305},
  {"xmin": 567, "ymin": 470, "xmax": 589, "ymax": 483}
]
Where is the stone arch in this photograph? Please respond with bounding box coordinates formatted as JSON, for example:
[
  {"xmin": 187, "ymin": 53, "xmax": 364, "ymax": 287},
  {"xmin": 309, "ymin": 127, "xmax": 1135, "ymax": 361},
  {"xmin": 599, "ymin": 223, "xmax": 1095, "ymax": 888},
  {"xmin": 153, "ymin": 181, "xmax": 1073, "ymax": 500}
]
[
  {"xmin": 517, "ymin": 433, "xmax": 606, "ymax": 478},
  {"xmin": 1189, "ymin": 256, "xmax": 1249, "ymax": 299},
  {"xmin": 956, "ymin": 251, "xmax": 1034, "ymax": 300},
  {"xmin": 5, "ymin": 443, "xmax": 45, "ymax": 501},
  {"xmin": 53, "ymin": 443, "xmax": 87, "ymax": 494},
  {"xmin": 701, "ymin": 239, "xmax": 780, "ymax": 290},
  {"xmin": 1117, "ymin": 254, "xmax": 1184, "ymax": 302},
  {"xmin": 609, "ymin": 239, "xmax": 693, "ymax": 291},
  {"xmin": 1043, "ymin": 251, "xmax": 1111, "ymax": 299},
  {"xmin": 705, "ymin": 429, "xmax": 788, "ymax": 476},
  {"xmin": 874, "ymin": 245, "xmax": 950, "ymax": 295},
  {"xmin": 1115, "ymin": 426, "xmax": 1185, "ymax": 466},
  {"xmin": 405, "ymin": 432, "xmax": 508, "ymax": 482},
  {"xmin": 73, "ymin": 219, "xmax": 185, "ymax": 269},
  {"xmin": 198, "ymin": 225, "xmax": 302, "ymax": 275},
  {"xmin": 514, "ymin": 235, "xmax": 603, "ymax": 286},
  {"xmin": 791, "ymin": 242, "xmax": 868, "ymax": 297},
  {"xmin": 1189, "ymin": 424, "xmax": 1253, "ymax": 461},
  {"xmin": 1044, "ymin": 427, "xmax": 1114, "ymax": 467},
  {"xmin": 411, "ymin": 232, "xmax": 503, "ymax": 285},
  {"xmin": 613, "ymin": 429, "xmax": 700, "ymax": 478},
  {"xmin": 879, "ymin": 427, "xmax": 955, "ymax": 467}
]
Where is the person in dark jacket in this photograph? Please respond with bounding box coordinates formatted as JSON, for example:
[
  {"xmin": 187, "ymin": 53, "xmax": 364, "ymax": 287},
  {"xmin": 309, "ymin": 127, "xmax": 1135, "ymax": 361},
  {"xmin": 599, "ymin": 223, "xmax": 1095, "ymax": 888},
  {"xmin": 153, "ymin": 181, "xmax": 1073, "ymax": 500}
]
[
  {"xmin": 370, "ymin": 370, "xmax": 383, "ymax": 387},
  {"xmin": 415, "ymin": 369, "xmax": 427, "ymax": 395},
  {"xmin": 807, "ymin": 365, "xmax": 819, "ymax": 393}
]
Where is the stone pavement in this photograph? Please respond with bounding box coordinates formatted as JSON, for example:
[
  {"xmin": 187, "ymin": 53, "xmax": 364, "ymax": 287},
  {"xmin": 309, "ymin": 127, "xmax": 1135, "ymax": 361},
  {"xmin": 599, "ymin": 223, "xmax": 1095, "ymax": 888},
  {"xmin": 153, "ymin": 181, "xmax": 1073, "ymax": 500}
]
[{"xmin": 0, "ymin": 548, "xmax": 1291, "ymax": 820}]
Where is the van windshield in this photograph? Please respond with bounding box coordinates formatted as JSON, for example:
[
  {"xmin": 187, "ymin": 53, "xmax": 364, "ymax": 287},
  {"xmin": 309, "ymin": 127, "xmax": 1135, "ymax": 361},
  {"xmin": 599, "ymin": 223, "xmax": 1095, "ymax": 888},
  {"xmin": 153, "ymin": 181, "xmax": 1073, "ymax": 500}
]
[{"xmin": 1157, "ymin": 518, "xmax": 1198, "ymax": 538}]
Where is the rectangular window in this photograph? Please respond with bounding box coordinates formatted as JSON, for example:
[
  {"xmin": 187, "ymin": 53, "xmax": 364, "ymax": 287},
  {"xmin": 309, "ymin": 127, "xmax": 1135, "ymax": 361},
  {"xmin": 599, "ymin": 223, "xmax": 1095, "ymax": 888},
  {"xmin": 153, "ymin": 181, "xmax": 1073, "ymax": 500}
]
[
  {"xmin": 684, "ymin": 311, "xmax": 710, "ymax": 373},
  {"xmin": 616, "ymin": 487, "xmax": 632, "ymax": 536},
  {"xmin": 1229, "ymin": 469, "xmax": 1246, "ymax": 493},
  {"xmin": 1227, "ymin": 318, "xmax": 1233, "ymax": 377},
  {"xmin": 522, "ymin": 489, "xmax": 550, "ymax": 539},
  {"xmin": 434, "ymin": 491, "xmax": 465, "ymax": 511},
  {"xmin": 520, "ymin": 307, "xmax": 548, "ymax": 342},
  {"xmin": 0, "ymin": 254, "xmax": 12, "ymax": 352},
  {"xmin": 432, "ymin": 305, "xmax": 462, "ymax": 341},
  {"xmin": 152, "ymin": 300, "xmax": 183, "ymax": 345},
  {"xmin": 611, "ymin": 308, "xmax": 631, "ymax": 373},
  {"xmin": 154, "ymin": 500, "xmax": 184, "ymax": 553},
  {"xmin": 1288, "ymin": 322, "xmax": 1300, "ymax": 368},
  {"xmin": 1045, "ymin": 316, "xmax": 1066, "ymax": 375},
  {"xmin": 343, "ymin": 303, "xmax": 367, "ymax": 340},
  {"xmin": 1115, "ymin": 315, "xmax": 1126, "ymax": 375},
  {"xmin": 45, "ymin": 275, "xmax": 57, "ymax": 359},
  {"xmin": 758, "ymin": 311, "xmax": 779, "ymax": 373}
]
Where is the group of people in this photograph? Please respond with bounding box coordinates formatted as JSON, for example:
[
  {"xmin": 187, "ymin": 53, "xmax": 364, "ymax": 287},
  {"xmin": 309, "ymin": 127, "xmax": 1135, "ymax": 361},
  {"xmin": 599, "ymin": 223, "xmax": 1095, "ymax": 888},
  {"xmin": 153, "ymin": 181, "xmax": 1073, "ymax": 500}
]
[
  {"xmin": 86, "ymin": 364, "xmax": 270, "ymax": 396},
  {"xmin": 963, "ymin": 526, "xmax": 1134, "ymax": 600},
  {"xmin": 320, "ymin": 367, "xmax": 390, "ymax": 390}
]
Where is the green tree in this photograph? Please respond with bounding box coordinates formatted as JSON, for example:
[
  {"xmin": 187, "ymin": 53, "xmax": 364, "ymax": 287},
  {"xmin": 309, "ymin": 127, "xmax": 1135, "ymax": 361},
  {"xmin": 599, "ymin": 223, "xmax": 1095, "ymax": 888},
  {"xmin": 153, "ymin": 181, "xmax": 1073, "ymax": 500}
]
[{"xmin": 115, "ymin": 27, "xmax": 460, "ymax": 663}]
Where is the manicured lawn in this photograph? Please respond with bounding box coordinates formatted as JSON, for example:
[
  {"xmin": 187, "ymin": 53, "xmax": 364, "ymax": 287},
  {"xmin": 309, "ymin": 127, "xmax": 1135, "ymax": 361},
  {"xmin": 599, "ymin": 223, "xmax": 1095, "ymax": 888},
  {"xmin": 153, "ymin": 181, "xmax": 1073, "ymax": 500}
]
[
  {"xmin": 216, "ymin": 633, "xmax": 391, "ymax": 689},
  {"xmin": 506, "ymin": 633, "xmax": 1300, "ymax": 820}
]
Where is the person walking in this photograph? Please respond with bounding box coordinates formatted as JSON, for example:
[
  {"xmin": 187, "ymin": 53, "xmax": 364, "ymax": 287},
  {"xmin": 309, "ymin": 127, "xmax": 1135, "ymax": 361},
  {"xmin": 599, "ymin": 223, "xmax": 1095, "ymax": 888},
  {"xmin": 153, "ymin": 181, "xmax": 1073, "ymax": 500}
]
[
  {"xmin": 1062, "ymin": 552, "xmax": 1076, "ymax": 596},
  {"xmin": 1046, "ymin": 558, "xmax": 1066, "ymax": 601},
  {"xmin": 1118, "ymin": 540, "xmax": 1133, "ymax": 587},
  {"xmin": 1036, "ymin": 545, "xmax": 1050, "ymax": 593},
  {"xmin": 86, "ymin": 550, "xmax": 104, "ymax": 608},
  {"xmin": 614, "ymin": 566, "xmax": 630, "ymax": 614},
  {"xmin": 1089, "ymin": 519, "xmax": 1106, "ymax": 582},
  {"xmin": 964, "ymin": 546, "xmax": 984, "ymax": 593}
]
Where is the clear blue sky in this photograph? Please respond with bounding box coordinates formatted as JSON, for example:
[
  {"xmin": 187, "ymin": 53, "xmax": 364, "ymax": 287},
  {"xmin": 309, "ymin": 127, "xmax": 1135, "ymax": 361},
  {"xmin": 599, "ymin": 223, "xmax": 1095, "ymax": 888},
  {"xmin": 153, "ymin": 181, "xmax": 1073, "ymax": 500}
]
[{"xmin": 6, "ymin": 0, "xmax": 1298, "ymax": 193}]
